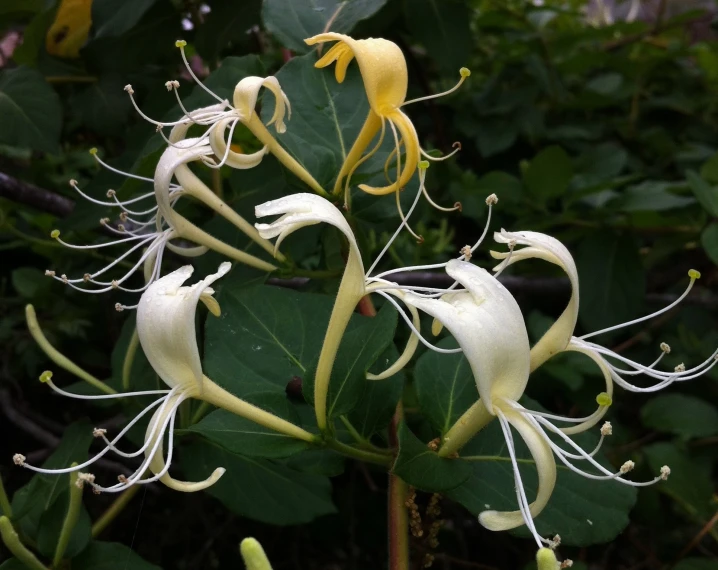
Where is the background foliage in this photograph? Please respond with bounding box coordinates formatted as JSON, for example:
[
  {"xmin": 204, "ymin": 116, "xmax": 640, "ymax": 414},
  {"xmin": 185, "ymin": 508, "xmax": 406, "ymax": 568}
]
[{"xmin": 1, "ymin": 0, "xmax": 717, "ymax": 569}]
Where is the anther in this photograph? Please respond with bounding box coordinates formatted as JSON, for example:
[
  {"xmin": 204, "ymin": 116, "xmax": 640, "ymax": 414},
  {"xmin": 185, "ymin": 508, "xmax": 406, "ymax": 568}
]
[
  {"xmin": 164, "ymin": 80, "xmax": 180, "ymax": 91},
  {"xmin": 13, "ymin": 454, "xmax": 26, "ymax": 466},
  {"xmin": 674, "ymin": 363, "xmax": 686, "ymax": 373},
  {"xmin": 688, "ymin": 269, "xmax": 701, "ymax": 280},
  {"xmin": 460, "ymin": 245, "xmax": 472, "ymax": 260},
  {"xmin": 61, "ymin": 274, "xmax": 68, "ymax": 284},
  {"xmin": 50, "ymin": 229, "xmax": 60, "ymax": 239},
  {"xmin": 117, "ymin": 224, "xmax": 126, "ymax": 232},
  {"xmin": 485, "ymin": 193, "xmax": 498, "ymax": 206},
  {"xmin": 452, "ymin": 141, "xmax": 462, "ymax": 150},
  {"xmin": 660, "ymin": 465, "xmax": 671, "ymax": 480},
  {"xmin": 39, "ymin": 370, "xmax": 53, "ymax": 383},
  {"xmin": 124, "ymin": 84, "xmax": 134, "ymax": 95},
  {"xmin": 459, "ymin": 67, "xmax": 471, "ymax": 78},
  {"xmin": 92, "ymin": 428, "xmax": 107, "ymax": 438},
  {"xmin": 548, "ymin": 534, "xmax": 561, "ymax": 549},
  {"xmin": 454, "ymin": 201, "xmax": 462, "ymax": 212},
  {"xmin": 118, "ymin": 474, "xmax": 128, "ymax": 484},
  {"xmin": 600, "ymin": 421, "xmax": 612, "ymax": 436},
  {"xmin": 119, "ymin": 212, "xmax": 128, "ymax": 221},
  {"xmin": 106, "ymin": 189, "xmax": 116, "ymax": 198},
  {"xmin": 69, "ymin": 179, "xmax": 77, "ymax": 187},
  {"xmin": 175, "ymin": 39, "xmax": 187, "ymax": 48},
  {"xmin": 115, "ymin": 303, "xmax": 124, "ymax": 312},
  {"xmin": 89, "ymin": 147, "xmax": 97, "ymax": 156},
  {"xmin": 561, "ymin": 560, "xmax": 574, "ymax": 569},
  {"xmin": 660, "ymin": 342, "xmax": 671, "ymax": 354},
  {"xmin": 596, "ymin": 392, "xmax": 612, "ymax": 406},
  {"xmin": 76, "ymin": 472, "xmax": 96, "ymax": 489},
  {"xmin": 92, "ymin": 487, "xmax": 101, "ymax": 495},
  {"xmin": 418, "ymin": 160, "xmax": 430, "ymax": 170},
  {"xmin": 83, "ymin": 273, "xmax": 91, "ymax": 282},
  {"xmin": 620, "ymin": 460, "xmax": 635, "ymax": 474},
  {"xmin": 45, "ymin": 270, "xmax": 55, "ymax": 277},
  {"xmin": 111, "ymin": 280, "xmax": 119, "ymax": 289},
  {"xmin": 99, "ymin": 217, "xmax": 110, "ymax": 225}
]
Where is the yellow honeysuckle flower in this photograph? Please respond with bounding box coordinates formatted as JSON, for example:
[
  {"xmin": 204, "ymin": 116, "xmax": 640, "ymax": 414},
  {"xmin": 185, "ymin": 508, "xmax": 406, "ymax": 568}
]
[
  {"xmin": 304, "ymin": 33, "xmax": 468, "ymax": 210},
  {"xmin": 46, "ymin": 0, "xmax": 92, "ymax": 58}
]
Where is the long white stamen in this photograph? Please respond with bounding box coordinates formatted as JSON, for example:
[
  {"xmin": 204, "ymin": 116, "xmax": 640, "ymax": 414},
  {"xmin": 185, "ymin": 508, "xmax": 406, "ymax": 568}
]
[
  {"xmin": 44, "ymin": 378, "xmax": 170, "ymax": 400},
  {"xmin": 176, "ymin": 41, "xmax": 226, "ymax": 105},
  {"xmin": 419, "ymin": 142, "xmax": 461, "ymax": 162},
  {"xmin": 204, "ymin": 119, "xmax": 239, "ymax": 169},
  {"xmin": 579, "ymin": 272, "xmax": 699, "ymax": 340},
  {"xmin": 54, "ymin": 232, "xmax": 148, "ymax": 251}
]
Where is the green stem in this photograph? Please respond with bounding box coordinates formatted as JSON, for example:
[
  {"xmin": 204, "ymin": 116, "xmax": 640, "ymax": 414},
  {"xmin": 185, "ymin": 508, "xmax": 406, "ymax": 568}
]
[
  {"xmin": 339, "ymin": 416, "xmax": 388, "ymax": 454},
  {"xmin": 0, "ymin": 516, "xmax": 47, "ymax": 570},
  {"xmin": 91, "ymin": 485, "xmax": 141, "ymax": 538},
  {"xmin": 121, "ymin": 328, "xmax": 139, "ymax": 391},
  {"xmin": 190, "ymin": 401, "xmax": 212, "ymax": 425},
  {"xmin": 26, "ymin": 305, "xmax": 116, "ymax": 395},
  {"xmin": 290, "ymin": 267, "xmax": 342, "ymax": 279},
  {"xmin": 324, "ymin": 439, "xmax": 392, "ymax": 466},
  {"xmin": 0, "ymin": 475, "xmax": 12, "ymax": 518},
  {"xmin": 437, "ymin": 400, "xmax": 493, "ymax": 458},
  {"xmin": 52, "ymin": 469, "xmax": 82, "ymax": 567}
]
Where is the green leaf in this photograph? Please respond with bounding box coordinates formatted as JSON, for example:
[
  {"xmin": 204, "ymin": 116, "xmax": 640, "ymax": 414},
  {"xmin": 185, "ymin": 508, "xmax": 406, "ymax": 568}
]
[
  {"xmin": 674, "ymin": 559, "xmax": 718, "ymax": 570},
  {"xmin": 285, "ymin": 448, "xmax": 345, "ymax": 477},
  {"xmin": 644, "ymin": 442, "xmax": 714, "ymax": 519},
  {"xmin": 262, "ymin": 52, "xmax": 370, "ymax": 189},
  {"xmin": 475, "ymin": 120, "xmax": 518, "ymax": 158},
  {"xmin": 346, "ymin": 344, "xmax": 404, "ymax": 438},
  {"xmin": 641, "ymin": 394, "xmax": 718, "ymax": 440},
  {"xmin": 448, "ymin": 415, "xmax": 637, "ymax": 547},
  {"xmin": 12, "ymin": 421, "xmax": 93, "ymax": 538},
  {"xmin": 70, "ymin": 75, "xmax": 132, "ymax": 136},
  {"xmin": 404, "ymin": 0, "xmax": 472, "ymax": 73},
  {"xmin": 73, "ymin": 541, "xmax": 161, "ymax": 570},
  {"xmin": 11, "ymin": 267, "xmax": 51, "ymax": 298},
  {"xmin": 0, "ymin": 66, "xmax": 62, "ymax": 153},
  {"xmin": 36, "ymin": 490, "xmax": 92, "ymax": 559},
  {"xmin": 182, "ymin": 441, "xmax": 337, "ymax": 524},
  {"xmin": 392, "ymin": 422, "xmax": 470, "ymax": 492},
  {"xmin": 701, "ymin": 223, "xmax": 718, "ymax": 266},
  {"xmin": 262, "ymin": 0, "xmax": 387, "ymax": 53},
  {"xmin": 573, "ymin": 142, "xmax": 627, "ymax": 188},
  {"xmin": 523, "ymin": 145, "xmax": 573, "ymax": 200},
  {"xmin": 195, "ymin": 0, "xmax": 262, "ymax": 60},
  {"xmin": 0, "ymin": 560, "xmax": 27, "ymax": 570},
  {"xmin": 91, "ymin": 0, "xmax": 160, "ymax": 38},
  {"xmin": 304, "ymin": 304, "xmax": 398, "ymax": 420},
  {"xmin": 700, "ymin": 152, "xmax": 718, "ymax": 184},
  {"xmin": 414, "ymin": 338, "xmax": 477, "ymax": 435},
  {"xmin": 686, "ymin": 170, "xmax": 718, "ymax": 217},
  {"xmin": 185, "ymin": 392, "xmax": 311, "ymax": 458},
  {"xmin": 618, "ymin": 181, "xmax": 695, "ymax": 212},
  {"xmin": 576, "ymin": 232, "xmax": 645, "ymax": 333},
  {"xmin": 585, "ymin": 72, "xmax": 622, "ymax": 95},
  {"xmin": 11, "ymin": 7, "xmax": 56, "ymax": 66}
]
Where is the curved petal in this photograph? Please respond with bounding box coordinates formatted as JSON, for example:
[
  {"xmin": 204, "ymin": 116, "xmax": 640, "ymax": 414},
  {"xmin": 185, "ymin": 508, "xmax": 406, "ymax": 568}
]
[
  {"xmin": 233, "ymin": 76, "xmax": 291, "ymax": 133},
  {"xmin": 137, "ymin": 262, "xmax": 231, "ymax": 392},
  {"xmin": 492, "ymin": 230, "xmax": 579, "ymax": 371},
  {"xmin": 403, "ymin": 260, "xmax": 530, "ymax": 411},
  {"xmin": 479, "ymin": 407, "xmax": 556, "ymax": 531},
  {"xmin": 255, "ymin": 193, "xmax": 364, "ymax": 274},
  {"xmin": 209, "ymin": 117, "xmax": 269, "ymax": 169}
]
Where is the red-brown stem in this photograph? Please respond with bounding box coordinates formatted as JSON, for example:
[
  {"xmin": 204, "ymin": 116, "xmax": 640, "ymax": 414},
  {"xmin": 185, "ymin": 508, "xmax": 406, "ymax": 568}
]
[
  {"xmin": 388, "ymin": 404, "xmax": 409, "ymax": 570},
  {"xmin": 358, "ymin": 295, "xmax": 377, "ymax": 317}
]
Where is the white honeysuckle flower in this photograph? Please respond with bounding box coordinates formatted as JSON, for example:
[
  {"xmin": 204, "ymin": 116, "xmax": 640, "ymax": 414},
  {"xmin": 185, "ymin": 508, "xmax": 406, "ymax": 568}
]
[
  {"xmin": 17, "ymin": 264, "xmax": 315, "ymax": 494},
  {"xmin": 402, "ymin": 259, "xmax": 672, "ymax": 549},
  {"xmin": 491, "ymin": 229, "xmax": 718, "ymax": 434}
]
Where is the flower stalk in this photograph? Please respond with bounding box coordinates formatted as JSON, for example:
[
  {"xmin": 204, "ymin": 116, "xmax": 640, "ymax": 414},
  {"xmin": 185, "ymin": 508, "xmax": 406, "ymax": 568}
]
[
  {"xmin": 53, "ymin": 467, "xmax": 83, "ymax": 567},
  {"xmin": 0, "ymin": 516, "xmax": 46, "ymax": 570}
]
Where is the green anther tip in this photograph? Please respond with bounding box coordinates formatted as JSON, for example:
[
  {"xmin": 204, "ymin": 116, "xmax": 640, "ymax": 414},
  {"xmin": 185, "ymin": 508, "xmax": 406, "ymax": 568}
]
[
  {"xmin": 175, "ymin": 39, "xmax": 187, "ymax": 48},
  {"xmin": 89, "ymin": 147, "xmax": 97, "ymax": 156},
  {"xmin": 39, "ymin": 370, "xmax": 53, "ymax": 383},
  {"xmin": 418, "ymin": 160, "xmax": 430, "ymax": 169},
  {"xmin": 536, "ymin": 548, "xmax": 558, "ymax": 570},
  {"xmin": 50, "ymin": 229, "xmax": 60, "ymax": 239},
  {"xmin": 596, "ymin": 392, "xmax": 612, "ymax": 407},
  {"xmin": 688, "ymin": 269, "xmax": 701, "ymax": 280},
  {"xmin": 459, "ymin": 67, "xmax": 471, "ymax": 78}
]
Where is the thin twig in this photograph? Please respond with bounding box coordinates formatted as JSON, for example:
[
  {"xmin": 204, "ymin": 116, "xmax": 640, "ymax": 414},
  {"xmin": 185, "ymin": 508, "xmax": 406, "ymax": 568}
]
[{"xmin": 0, "ymin": 172, "xmax": 74, "ymax": 217}]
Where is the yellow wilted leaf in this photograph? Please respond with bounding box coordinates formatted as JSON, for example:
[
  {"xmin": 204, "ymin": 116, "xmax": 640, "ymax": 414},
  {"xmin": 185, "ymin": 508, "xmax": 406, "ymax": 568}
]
[
  {"xmin": 230, "ymin": 143, "xmax": 244, "ymax": 154},
  {"xmin": 46, "ymin": 0, "xmax": 93, "ymax": 58}
]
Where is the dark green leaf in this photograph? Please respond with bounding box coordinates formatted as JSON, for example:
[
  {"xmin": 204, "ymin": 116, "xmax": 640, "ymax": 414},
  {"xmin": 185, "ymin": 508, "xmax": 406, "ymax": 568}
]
[
  {"xmin": 70, "ymin": 75, "xmax": 132, "ymax": 136},
  {"xmin": 73, "ymin": 541, "xmax": 161, "ymax": 570},
  {"xmin": 700, "ymin": 152, "xmax": 718, "ymax": 184},
  {"xmin": 91, "ymin": 0, "xmax": 160, "ymax": 38},
  {"xmin": 182, "ymin": 441, "xmax": 337, "ymax": 524},
  {"xmin": 618, "ymin": 181, "xmax": 695, "ymax": 212},
  {"xmin": 475, "ymin": 120, "xmax": 518, "ymax": 158},
  {"xmin": 0, "ymin": 66, "xmax": 62, "ymax": 153},
  {"xmin": 285, "ymin": 448, "xmax": 345, "ymax": 477},
  {"xmin": 642, "ymin": 394, "xmax": 718, "ymax": 440},
  {"xmin": 701, "ymin": 223, "xmax": 718, "ymax": 266},
  {"xmin": 686, "ymin": 170, "xmax": 718, "ymax": 217},
  {"xmin": 392, "ymin": 422, "xmax": 470, "ymax": 492},
  {"xmin": 523, "ymin": 145, "xmax": 573, "ymax": 200},
  {"xmin": 36, "ymin": 490, "xmax": 92, "ymax": 559},
  {"xmin": 576, "ymin": 232, "xmax": 645, "ymax": 333},
  {"xmin": 674, "ymin": 559, "xmax": 718, "ymax": 570},
  {"xmin": 11, "ymin": 267, "xmax": 51, "ymax": 298},
  {"xmin": 0, "ymin": 560, "xmax": 27, "ymax": 570},
  {"xmin": 195, "ymin": 0, "xmax": 261, "ymax": 60},
  {"xmin": 405, "ymin": 0, "xmax": 472, "ymax": 73},
  {"xmin": 185, "ymin": 392, "xmax": 311, "ymax": 458},
  {"xmin": 262, "ymin": 0, "xmax": 387, "ymax": 53}
]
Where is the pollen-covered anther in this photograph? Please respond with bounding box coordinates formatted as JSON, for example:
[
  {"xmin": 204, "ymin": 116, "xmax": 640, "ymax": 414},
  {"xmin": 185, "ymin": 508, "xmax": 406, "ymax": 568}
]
[
  {"xmin": 600, "ymin": 421, "xmax": 613, "ymax": 436},
  {"xmin": 99, "ymin": 217, "xmax": 110, "ymax": 225},
  {"xmin": 674, "ymin": 363, "xmax": 686, "ymax": 373},
  {"xmin": 45, "ymin": 270, "xmax": 56, "ymax": 277},
  {"xmin": 83, "ymin": 273, "xmax": 91, "ymax": 282},
  {"xmin": 124, "ymin": 84, "xmax": 134, "ymax": 95},
  {"xmin": 164, "ymin": 79, "xmax": 180, "ymax": 91},
  {"xmin": 69, "ymin": 179, "xmax": 78, "ymax": 187},
  {"xmin": 508, "ymin": 238, "xmax": 517, "ymax": 250},
  {"xmin": 76, "ymin": 472, "xmax": 96, "ymax": 489},
  {"xmin": 13, "ymin": 453, "xmax": 26, "ymax": 466},
  {"xmin": 61, "ymin": 274, "xmax": 69, "ymax": 284},
  {"xmin": 660, "ymin": 342, "xmax": 671, "ymax": 354},
  {"xmin": 452, "ymin": 141, "xmax": 462, "ymax": 150},
  {"xmin": 117, "ymin": 224, "xmax": 126, "ymax": 232},
  {"xmin": 92, "ymin": 428, "xmax": 107, "ymax": 438},
  {"xmin": 548, "ymin": 534, "xmax": 561, "ymax": 549},
  {"xmin": 115, "ymin": 303, "xmax": 124, "ymax": 312},
  {"xmin": 485, "ymin": 193, "xmax": 498, "ymax": 206},
  {"xmin": 620, "ymin": 460, "xmax": 635, "ymax": 474},
  {"xmin": 119, "ymin": 212, "xmax": 128, "ymax": 222},
  {"xmin": 660, "ymin": 465, "xmax": 671, "ymax": 480},
  {"xmin": 111, "ymin": 280, "xmax": 119, "ymax": 289},
  {"xmin": 454, "ymin": 201, "xmax": 463, "ymax": 212},
  {"xmin": 460, "ymin": 245, "xmax": 472, "ymax": 260},
  {"xmin": 118, "ymin": 474, "xmax": 128, "ymax": 484},
  {"xmin": 106, "ymin": 189, "xmax": 116, "ymax": 198},
  {"xmin": 92, "ymin": 487, "xmax": 101, "ymax": 495},
  {"xmin": 561, "ymin": 560, "xmax": 574, "ymax": 569}
]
